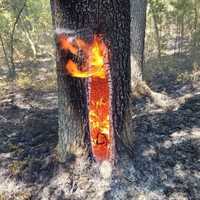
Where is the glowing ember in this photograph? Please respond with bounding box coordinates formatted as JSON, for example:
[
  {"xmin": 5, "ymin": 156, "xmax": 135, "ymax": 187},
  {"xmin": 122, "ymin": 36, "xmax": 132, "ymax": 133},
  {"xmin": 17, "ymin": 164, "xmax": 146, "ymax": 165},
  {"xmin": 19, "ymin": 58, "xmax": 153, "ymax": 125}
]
[{"xmin": 57, "ymin": 34, "xmax": 112, "ymax": 161}]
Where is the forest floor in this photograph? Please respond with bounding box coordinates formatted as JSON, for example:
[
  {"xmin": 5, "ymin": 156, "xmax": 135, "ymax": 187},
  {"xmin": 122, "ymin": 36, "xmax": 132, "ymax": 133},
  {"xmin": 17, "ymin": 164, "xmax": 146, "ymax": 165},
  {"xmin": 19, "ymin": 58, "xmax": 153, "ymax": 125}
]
[{"xmin": 0, "ymin": 57, "xmax": 200, "ymax": 200}]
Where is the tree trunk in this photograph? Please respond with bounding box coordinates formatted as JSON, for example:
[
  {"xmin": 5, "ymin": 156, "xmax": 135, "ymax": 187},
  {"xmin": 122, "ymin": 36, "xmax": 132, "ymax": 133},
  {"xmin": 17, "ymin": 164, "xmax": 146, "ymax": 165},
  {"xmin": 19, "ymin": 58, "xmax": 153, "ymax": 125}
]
[
  {"xmin": 24, "ymin": 30, "xmax": 37, "ymax": 59},
  {"xmin": 193, "ymin": 0, "xmax": 198, "ymax": 32},
  {"xmin": 130, "ymin": 0, "xmax": 147, "ymax": 90},
  {"xmin": 20, "ymin": 17, "xmax": 37, "ymax": 59},
  {"xmin": 174, "ymin": 17, "xmax": 179, "ymax": 55},
  {"xmin": 0, "ymin": 33, "xmax": 11, "ymax": 73},
  {"xmin": 152, "ymin": 13, "xmax": 161, "ymax": 63},
  {"xmin": 180, "ymin": 15, "xmax": 184, "ymax": 53},
  {"xmin": 50, "ymin": 0, "xmax": 132, "ymax": 162}
]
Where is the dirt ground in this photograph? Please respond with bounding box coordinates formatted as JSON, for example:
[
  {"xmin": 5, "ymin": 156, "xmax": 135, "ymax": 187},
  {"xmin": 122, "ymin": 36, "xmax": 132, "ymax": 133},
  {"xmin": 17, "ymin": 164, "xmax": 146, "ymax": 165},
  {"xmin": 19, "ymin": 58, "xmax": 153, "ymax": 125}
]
[{"xmin": 0, "ymin": 61, "xmax": 200, "ymax": 200}]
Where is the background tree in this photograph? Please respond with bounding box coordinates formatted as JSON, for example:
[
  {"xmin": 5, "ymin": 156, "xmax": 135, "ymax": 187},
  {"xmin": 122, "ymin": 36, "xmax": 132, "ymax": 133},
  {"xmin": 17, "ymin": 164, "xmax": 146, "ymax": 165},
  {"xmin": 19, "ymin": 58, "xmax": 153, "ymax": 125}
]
[
  {"xmin": 130, "ymin": 0, "xmax": 147, "ymax": 88},
  {"xmin": 130, "ymin": 0, "xmax": 175, "ymax": 109},
  {"xmin": 0, "ymin": 0, "xmax": 26, "ymax": 79},
  {"xmin": 148, "ymin": 0, "xmax": 166, "ymax": 62}
]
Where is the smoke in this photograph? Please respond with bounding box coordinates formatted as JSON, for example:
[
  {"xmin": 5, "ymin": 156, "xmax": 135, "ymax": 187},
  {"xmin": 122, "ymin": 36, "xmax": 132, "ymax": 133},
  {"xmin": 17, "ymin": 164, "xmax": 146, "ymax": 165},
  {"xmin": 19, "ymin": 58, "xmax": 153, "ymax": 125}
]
[
  {"xmin": 99, "ymin": 160, "xmax": 112, "ymax": 179},
  {"xmin": 55, "ymin": 27, "xmax": 93, "ymax": 40},
  {"xmin": 55, "ymin": 28, "xmax": 76, "ymax": 35},
  {"xmin": 55, "ymin": 28, "xmax": 76, "ymax": 42}
]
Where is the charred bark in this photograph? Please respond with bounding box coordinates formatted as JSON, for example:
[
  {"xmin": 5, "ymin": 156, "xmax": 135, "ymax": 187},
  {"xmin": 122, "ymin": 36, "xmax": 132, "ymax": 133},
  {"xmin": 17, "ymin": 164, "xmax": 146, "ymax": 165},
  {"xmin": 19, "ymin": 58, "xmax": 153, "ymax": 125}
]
[{"xmin": 50, "ymin": 0, "xmax": 132, "ymax": 162}]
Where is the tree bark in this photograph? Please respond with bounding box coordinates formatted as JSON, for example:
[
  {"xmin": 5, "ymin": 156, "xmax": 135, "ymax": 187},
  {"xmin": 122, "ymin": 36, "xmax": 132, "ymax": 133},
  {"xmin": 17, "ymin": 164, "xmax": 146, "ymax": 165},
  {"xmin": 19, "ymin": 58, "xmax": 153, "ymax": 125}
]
[
  {"xmin": 50, "ymin": 0, "xmax": 132, "ymax": 162},
  {"xmin": 130, "ymin": 0, "xmax": 147, "ymax": 89}
]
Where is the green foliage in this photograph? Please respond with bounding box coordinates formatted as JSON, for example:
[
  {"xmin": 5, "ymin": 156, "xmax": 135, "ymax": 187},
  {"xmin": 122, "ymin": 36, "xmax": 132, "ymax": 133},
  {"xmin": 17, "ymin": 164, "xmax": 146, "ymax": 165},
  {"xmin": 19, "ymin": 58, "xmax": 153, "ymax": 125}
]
[
  {"xmin": 146, "ymin": 0, "xmax": 200, "ymax": 59},
  {"xmin": 0, "ymin": 0, "xmax": 53, "ymax": 67},
  {"xmin": 149, "ymin": 0, "xmax": 166, "ymax": 16}
]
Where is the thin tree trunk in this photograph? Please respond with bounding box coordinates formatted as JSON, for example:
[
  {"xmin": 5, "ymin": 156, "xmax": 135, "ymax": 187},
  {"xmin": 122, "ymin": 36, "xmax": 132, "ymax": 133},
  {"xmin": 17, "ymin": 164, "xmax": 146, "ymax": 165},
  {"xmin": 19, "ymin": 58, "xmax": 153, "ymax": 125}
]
[
  {"xmin": 50, "ymin": 0, "xmax": 132, "ymax": 162},
  {"xmin": 192, "ymin": 0, "xmax": 198, "ymax": 52},
  {"xmin": 180, "ymin": 15, "xmax": 184, "ymax": 53},
  {"xmin": 194, "ymin": 0, "xmax": 198, "ymax": 31},
  {"xmin": 0, "ymin": 33, "xmax": 11, "ymax": 73},
  {"xmin": 152, "ymin": 13, "xmax": 161, "ymax": 62},
  {"xmin": 20, "ymin": 17, "xmax": 37, "ymax": 59},
  {"xmin": 174, "ymin": 18, "xmax": 179, "ymax": 56},
  {"xmin": 191, "ymin": 0, "xmax": 199, "ymax": 72},
  {"xmin": 24, "ymin": 31, "xmax": 37, "ymax": 59}
]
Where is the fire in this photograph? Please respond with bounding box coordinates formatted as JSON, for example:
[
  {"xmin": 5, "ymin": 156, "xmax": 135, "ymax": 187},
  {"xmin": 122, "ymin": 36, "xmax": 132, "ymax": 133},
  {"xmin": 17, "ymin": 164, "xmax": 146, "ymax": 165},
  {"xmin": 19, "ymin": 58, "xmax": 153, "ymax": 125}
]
[
  {"xmin": 57, "ymin": 34, "xmax": 105, "ymax": 79},
  {"xmin": 57, "ymin": 34, "xmax": 112, "ymax": 161},
  {"xmin": 90, "ymin": 39, "xmax": 104, "ymax": 68}
]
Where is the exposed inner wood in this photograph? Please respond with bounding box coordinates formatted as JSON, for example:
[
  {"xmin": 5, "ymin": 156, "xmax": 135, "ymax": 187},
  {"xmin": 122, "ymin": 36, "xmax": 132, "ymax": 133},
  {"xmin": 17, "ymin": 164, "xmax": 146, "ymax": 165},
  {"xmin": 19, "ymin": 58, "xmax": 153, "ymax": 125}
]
[
  {"xmin": 57, "ymin": 33, "xmax": 113, "ymax": 161},
  {"xmin": 88, "ymin": 66, "xmax": 113, "ymax": 161}
]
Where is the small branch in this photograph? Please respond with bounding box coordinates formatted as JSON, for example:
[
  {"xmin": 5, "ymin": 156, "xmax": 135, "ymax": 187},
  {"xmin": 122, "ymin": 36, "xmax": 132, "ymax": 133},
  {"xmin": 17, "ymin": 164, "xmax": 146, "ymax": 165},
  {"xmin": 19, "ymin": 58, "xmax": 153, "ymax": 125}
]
[{"xmin": 20, "ymin": 17, "xmax": 37, "ymax": 58}]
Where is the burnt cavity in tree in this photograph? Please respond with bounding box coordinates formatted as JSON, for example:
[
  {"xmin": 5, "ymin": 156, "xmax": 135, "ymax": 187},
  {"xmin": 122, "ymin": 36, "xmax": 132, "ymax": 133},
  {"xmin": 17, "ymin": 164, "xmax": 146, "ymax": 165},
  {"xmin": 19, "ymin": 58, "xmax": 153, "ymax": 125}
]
[
  {"xmin": 50, "ymin": 0, "xmax": 133, "ymax": 163},
  {"xmin": 56, "ymin": 33, "xmax": 114, "ymax": 161}
]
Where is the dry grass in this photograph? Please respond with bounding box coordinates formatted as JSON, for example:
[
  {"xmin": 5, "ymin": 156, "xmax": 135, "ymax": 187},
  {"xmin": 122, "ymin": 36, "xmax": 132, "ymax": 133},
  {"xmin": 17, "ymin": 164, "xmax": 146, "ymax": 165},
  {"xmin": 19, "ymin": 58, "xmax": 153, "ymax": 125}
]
[
  {"xmin": 177, "ymin": 62, "xmax": 200, "ymax": 82},
  {"xmin": 0, "ymin": 191, "xmax": 31, "ymax": 200},
  {"xmin": 16, "ymin": 70, "xmax": 57, "ymax": 92},
  {"xmin": 0, "ymin": 60, "xmax": 57, "ymax": 97},
  {"xmin": 0, "ymin": 78, "xmax": 9, "ymax": 96},
  {"xmin": 8, "ymin": 160, "xmax": 27, "ymax": 176},
  {"xmin": 32, "ymin": 72, "xmax": 57, "ymax": 92},
  {"xmin": 16, "ymin": 72, "xmax": 34, "ymax": 89},
  {"xmin": 0, "ymin": 193, "xmax": 6, "ymax": 200}
]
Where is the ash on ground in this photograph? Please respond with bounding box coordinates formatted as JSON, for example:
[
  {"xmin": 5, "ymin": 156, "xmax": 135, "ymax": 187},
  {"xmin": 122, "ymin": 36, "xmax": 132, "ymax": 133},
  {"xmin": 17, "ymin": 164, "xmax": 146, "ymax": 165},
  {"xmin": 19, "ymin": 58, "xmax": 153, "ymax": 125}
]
[{"xmin": 0, "ymin": 71, "xmax": 200, "ymax": 200}]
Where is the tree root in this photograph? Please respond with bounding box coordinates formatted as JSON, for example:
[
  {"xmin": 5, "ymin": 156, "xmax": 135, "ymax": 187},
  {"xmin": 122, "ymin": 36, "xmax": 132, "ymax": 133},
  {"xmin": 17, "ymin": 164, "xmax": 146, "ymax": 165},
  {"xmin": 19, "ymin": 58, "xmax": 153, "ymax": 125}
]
[{"xmin": 132, "ymin": 80, "xmax": 192, "ymax": 110}]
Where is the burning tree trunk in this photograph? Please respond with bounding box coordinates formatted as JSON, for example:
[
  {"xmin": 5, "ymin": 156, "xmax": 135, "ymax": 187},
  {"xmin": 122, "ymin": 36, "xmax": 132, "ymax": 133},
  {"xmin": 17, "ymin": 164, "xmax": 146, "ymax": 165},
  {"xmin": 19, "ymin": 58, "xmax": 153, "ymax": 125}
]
[{"xmin": 50, "ymin": 0, "xmax": 132, "ymax": 162}]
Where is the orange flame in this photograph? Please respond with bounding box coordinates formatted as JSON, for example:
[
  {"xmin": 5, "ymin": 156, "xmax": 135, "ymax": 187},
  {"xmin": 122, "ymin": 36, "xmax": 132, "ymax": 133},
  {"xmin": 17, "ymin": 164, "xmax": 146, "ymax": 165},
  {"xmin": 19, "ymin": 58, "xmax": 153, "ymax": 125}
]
[{"xmin": 57, "ymin": 34, "xmax": 112, "ymax": 161}]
